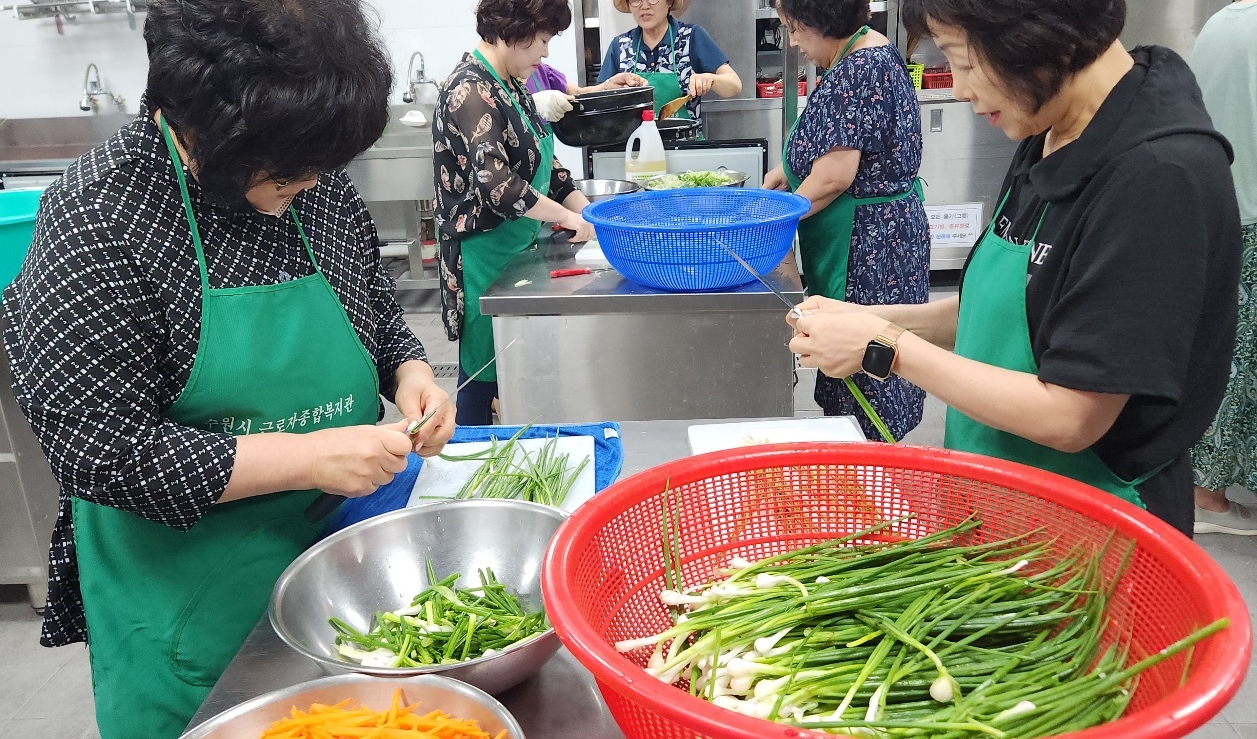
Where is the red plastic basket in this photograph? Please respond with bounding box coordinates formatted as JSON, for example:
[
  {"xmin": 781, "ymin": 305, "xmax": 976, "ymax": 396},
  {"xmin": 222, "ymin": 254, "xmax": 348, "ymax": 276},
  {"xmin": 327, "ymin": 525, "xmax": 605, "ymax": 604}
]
[
  {"xmin": 922, "ymin": 71, "xmax": 953, "ymax": 89},
  {"xmin": 542, "ymin": 444, "xmax": 1251, "ymax": 739}
]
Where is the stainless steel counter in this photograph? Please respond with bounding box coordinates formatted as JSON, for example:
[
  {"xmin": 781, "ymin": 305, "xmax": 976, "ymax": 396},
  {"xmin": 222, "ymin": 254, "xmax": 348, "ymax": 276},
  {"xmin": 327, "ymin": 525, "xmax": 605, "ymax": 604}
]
[
  {"xmin": 187, "ymin": 418, "xmax": 747, "ymax": 738},
  {"xmin": 479, "ymin": 239, "xmax": 802, "ymax": 424}
]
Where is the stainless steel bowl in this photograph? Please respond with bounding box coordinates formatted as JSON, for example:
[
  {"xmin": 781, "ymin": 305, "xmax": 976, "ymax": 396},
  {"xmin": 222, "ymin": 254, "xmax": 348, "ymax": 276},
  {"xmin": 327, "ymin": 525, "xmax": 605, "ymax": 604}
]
[
  {"xmin": 574, "ymin": 179, "xmax": 641, "ymax": 202},
  {"xmin": 180, "ymin": 674, "xmax": 524, "ymax": 738},
  {"xmin": 642, "ymin": 169, "xmax": 751, "ymax": 190},
  {"xmin": 269, "ymin": 499, "xmax": 565, "ymax": 695}
]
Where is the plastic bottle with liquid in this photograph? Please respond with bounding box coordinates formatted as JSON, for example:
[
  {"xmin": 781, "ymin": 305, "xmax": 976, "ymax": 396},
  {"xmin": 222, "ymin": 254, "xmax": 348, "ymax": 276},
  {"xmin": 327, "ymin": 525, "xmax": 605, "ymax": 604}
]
[{"xmin": 624, "ymin": 110, "xmax": 667, "ymax": 185}]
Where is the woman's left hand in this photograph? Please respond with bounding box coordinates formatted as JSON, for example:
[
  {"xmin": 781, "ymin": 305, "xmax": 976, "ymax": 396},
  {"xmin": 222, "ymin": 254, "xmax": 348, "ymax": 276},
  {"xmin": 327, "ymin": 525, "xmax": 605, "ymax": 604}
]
[
  {"xmin": 688, "ymin": 73, "xmax": 714, "ymax": 97},
  {"xmin": 790, "ymin": 311, "xmax": 891, "ymax": 379},
  {"xmin": 393, "ymin": 360, "xmax": 456, "ymax": 457}
]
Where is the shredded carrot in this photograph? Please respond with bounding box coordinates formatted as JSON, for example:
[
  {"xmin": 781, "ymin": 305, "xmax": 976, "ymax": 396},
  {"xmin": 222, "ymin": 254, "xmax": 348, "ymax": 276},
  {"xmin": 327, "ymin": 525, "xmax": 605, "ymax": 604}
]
[{"xmin": 259, "ymin": 689, "xmax": 510, "ymax": 739}]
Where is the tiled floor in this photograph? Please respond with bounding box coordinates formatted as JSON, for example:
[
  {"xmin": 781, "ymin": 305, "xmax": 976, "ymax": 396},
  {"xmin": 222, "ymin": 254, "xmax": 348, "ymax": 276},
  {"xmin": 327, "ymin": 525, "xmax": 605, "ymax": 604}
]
[{"xmin": 2, "ymin": 296, "xmax": 1254, "ymax": 738}]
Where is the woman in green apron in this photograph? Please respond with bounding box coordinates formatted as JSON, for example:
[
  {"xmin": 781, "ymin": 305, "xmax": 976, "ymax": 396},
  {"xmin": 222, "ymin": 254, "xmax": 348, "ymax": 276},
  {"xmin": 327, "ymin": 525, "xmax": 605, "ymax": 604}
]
[
  {"xmin": 786, "ymin": 0, "xmax": 1244, "ymax": 538},
  {"xmin": 763, "ymin": 0, "xmax": 930, "ymax": 442},
  {"xmin": 0, "ymin": 2, "xmax": 454, "ymax": 736},
  {"xmin": 434, "ymin": 0, "xmax": 596, "ymax": 426},
  {"xmin": 600, "ymin": 0, "xmax": 742, "ymax": 120}
]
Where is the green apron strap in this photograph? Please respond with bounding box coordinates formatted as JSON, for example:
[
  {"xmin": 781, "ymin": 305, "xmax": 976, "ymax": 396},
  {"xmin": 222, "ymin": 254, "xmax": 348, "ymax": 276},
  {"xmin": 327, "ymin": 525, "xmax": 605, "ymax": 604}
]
[
  {"xmin": 635, "ymin": 25, "xmax": 691, "ymax": 119},
  {"xmin": 160, "ymin": 116, "xmax": 211, "ymax": 292}
]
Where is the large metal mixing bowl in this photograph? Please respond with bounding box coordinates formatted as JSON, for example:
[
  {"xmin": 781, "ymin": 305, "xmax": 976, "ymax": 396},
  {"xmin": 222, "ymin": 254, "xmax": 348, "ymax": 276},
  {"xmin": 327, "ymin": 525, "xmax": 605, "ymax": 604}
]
[
  {"xmin": 180, "ymin": 674, "xmax": 524, "ymax": 738},
  {"xmin": 574, "ymin": 179, "xmax": 641, "ymax": 202},
  {"xmin": 269, "ymin": 499, "xmax": 565, "ymax": 695}
]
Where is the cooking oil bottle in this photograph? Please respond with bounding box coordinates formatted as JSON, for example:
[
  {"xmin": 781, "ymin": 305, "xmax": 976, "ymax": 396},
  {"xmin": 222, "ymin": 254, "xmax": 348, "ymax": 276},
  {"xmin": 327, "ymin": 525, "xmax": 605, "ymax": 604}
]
[{"xmin": 624, "ymin": 110, "xmax": 667, "ymax": 185}]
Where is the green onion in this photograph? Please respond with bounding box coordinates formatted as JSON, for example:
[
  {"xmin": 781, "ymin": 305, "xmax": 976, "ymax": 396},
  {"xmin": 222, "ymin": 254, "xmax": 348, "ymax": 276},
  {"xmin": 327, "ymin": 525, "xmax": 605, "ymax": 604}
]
[
  {"xmin": 331, "ymin": 564, "xmax": 548, "ymax": 668},
  {"xmin": 621, "ymin": 511, "xmax": 1229, "ymax": 736},
  {"xmin": 439, "ymin": 425, "xmax": 590, "ymax": 507}
]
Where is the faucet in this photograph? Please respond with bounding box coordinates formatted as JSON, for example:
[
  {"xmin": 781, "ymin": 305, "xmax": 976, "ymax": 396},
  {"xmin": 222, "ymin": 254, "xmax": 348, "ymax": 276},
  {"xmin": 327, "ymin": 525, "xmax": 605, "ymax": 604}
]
[
  {"xmin": 401, "ymin": 51, "xmax": 440, "ymax": 104},
  {"xmin": 79, "ymin": 63, "xmax": 126, "ymax": 113}
]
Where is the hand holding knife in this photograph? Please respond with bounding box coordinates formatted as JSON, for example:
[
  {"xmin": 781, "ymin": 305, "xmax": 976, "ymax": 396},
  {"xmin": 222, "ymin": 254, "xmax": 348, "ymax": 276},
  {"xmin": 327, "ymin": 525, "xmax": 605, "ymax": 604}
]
[{"xmin": 303, "ymin": 339, "xmax": 518, "ymax": 522}]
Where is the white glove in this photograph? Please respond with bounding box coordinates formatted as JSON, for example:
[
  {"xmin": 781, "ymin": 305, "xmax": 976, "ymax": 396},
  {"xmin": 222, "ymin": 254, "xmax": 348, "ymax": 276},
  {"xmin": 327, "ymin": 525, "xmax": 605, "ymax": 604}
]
[{"xmin": 533, "ymin": 90, "xmax": 574, "ymax": 122}]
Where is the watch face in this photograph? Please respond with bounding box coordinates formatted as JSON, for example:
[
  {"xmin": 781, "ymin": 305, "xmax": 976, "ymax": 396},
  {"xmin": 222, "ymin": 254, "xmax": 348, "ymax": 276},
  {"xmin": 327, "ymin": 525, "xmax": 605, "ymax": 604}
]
[{"xmin": 862, "ymin": 342, "xmax": 896, "ymax": 380}]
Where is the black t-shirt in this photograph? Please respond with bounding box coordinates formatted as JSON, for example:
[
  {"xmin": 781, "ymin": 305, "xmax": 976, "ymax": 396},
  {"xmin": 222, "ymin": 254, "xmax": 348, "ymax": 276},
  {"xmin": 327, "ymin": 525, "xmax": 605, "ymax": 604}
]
[{"xmin": 962, "ymin": 48, "xmax": 1243, "ymax": 536}]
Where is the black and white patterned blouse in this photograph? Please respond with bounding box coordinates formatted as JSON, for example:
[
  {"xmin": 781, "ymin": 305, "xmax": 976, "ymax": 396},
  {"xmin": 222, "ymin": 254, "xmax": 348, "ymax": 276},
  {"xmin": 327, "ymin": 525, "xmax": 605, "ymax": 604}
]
[
  {"xmin": 1, "ymin": 102, "xmax": 426, "ymax": 647},
  {"xmin": 432, "ymin": 52, "xmax": 576, "ymax": 342}
]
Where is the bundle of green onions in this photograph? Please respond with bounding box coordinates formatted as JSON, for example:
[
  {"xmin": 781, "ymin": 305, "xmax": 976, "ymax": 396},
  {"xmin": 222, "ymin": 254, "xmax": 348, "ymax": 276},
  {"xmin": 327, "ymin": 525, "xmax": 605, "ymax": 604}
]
[
  {"xmin": 436, "ymin": 426, "xmax": 590, "ymax": 507},
  {"xmin": 620, "ymin": 514, "xmax": 1228, "ymax": 737},
  {"xmin": 330, "ymin": 563, "xmax": 548, "ymax": 669}
]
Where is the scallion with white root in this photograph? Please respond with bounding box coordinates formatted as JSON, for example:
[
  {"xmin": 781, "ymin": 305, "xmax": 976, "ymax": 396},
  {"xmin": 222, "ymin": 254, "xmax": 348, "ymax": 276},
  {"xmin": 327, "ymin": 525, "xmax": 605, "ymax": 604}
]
[{"xmin": 617, "ymin": 515, "xmax": 1228, "ymax": 737}]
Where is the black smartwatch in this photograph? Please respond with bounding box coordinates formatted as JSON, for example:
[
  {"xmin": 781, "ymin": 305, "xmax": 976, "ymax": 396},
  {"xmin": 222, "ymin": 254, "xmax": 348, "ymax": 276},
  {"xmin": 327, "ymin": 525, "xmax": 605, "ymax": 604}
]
[{"xmin": 861, "ymin": 323, "xmax": 907, "ymax": 381}]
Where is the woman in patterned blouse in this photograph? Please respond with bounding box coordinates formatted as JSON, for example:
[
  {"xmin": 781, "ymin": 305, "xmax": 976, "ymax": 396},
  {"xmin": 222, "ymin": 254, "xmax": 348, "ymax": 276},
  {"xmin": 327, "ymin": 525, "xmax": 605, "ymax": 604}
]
[
  {"xmin": 764, "ymin": 0, "xmax": 930, "ymax": 441},
  {"xmin": 434, "ymin": 0, "xmax": 597, "ymax": 426},
  {"xmin": 1, "ymin": 0, "xmax": 455, "ymax": 736}
]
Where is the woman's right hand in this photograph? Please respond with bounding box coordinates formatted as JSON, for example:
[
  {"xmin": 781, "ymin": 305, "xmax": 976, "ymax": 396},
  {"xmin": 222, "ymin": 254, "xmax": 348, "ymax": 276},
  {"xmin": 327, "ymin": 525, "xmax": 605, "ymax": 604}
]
[
  {"xmin": 560, "ymin": 213, "xmax": 596, "ymax": 243},
  {"xmin": 305, "ymin": 421, "xmax": 412, "ymax": 497},
  {"xmin": 788, "ymin": 296, "xmax": 865, "ymax": 331},
  {"xmin": 604, "ymin": 72, "xmax": 647, "ymax": 89},
  {"xmin": 763, "ymin": 165, "xmax": 789, "ymax": 191}
]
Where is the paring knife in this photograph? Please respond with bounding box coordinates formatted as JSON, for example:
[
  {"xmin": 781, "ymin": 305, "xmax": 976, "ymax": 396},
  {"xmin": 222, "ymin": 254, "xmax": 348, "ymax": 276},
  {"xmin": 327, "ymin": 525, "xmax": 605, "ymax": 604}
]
[
  {"xmin": 303, "ymin": 339, "xmax": 518, "ymax": 522},
  {"xmin": 716, "ymin": 239, "xmax": 803, "ymax": 319}
]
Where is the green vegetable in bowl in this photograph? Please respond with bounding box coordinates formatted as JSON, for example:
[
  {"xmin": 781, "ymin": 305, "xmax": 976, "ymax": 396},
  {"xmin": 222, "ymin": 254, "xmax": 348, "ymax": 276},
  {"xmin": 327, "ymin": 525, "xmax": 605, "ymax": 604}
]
[
  {"xmin": 330, "ymin": 563, "xmax": 548, "ymax": 669},
  {"xmin": 647, "ymin": 170, "xmax": 736, "ymax": 190}
]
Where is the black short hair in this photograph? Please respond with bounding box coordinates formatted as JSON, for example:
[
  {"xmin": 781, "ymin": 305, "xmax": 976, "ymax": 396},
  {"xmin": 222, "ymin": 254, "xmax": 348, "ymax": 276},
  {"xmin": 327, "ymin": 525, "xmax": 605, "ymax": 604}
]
[
  {"xmin": 903, "ymin": 0, "xmax": 1126, "ymax": 112},
  {"xmin": 476, "ymin": 0, "xmax": 572, "ymax": 46},
  {"xmin": 770, "ymin": 0, "xmax": 870, "ymax": 39},
  {"xmin": 143, "ymin": 0, "xmax": 392, "ymax": 207}
]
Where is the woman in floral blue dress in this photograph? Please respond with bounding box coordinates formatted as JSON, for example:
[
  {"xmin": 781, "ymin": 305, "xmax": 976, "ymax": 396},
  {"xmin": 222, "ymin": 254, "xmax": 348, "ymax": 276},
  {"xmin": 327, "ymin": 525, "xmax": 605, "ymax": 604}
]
[{"xmin": 765, "ymin": 0, "xmax": 929, "ymax": 441}]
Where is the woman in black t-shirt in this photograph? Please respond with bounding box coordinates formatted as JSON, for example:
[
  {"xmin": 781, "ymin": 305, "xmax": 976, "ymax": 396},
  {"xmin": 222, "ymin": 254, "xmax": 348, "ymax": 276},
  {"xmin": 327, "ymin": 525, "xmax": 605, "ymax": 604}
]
[{"xmin": 787, "ymin": 0, "xmax": 1243, "ymax": 536}]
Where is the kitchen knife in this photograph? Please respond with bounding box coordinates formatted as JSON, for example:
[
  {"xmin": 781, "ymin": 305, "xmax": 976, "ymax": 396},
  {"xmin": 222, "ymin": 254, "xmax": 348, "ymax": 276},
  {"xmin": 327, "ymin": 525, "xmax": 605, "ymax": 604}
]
[
  {"xmin": 303, "ymin": 339, "xmax": 518, "ymax": 522},
  {"xmin": 716, "ymin": 239, "xmax": 803, "ymax": 319}
]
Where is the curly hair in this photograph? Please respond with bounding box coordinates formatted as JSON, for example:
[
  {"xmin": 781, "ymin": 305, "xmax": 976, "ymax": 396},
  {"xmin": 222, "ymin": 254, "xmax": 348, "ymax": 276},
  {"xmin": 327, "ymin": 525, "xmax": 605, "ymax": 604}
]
[
  {"xmin": 903, "ymin": 0, "xmax": 1126, "ymax": 113},
  {"xmin": 143, "ymin": 0, "xmax": 391, "ymax": 208},
  {"xmin": 476, "ymin": 0, "xmax": 572, "ymax": 45},
  {"xmin": 770, "ymin": 0, "xmax": 869, "ymax": 40}
]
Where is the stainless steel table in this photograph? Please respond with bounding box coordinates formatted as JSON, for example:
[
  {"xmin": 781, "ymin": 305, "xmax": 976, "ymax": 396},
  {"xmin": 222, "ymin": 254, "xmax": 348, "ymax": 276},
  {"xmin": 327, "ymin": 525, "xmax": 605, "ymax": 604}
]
[
  {"xmin": 188, "ymin": 418, "xmax": 750, "ymax": 738},
  {"xmin": 480, "ymin": 239, "xmax": 803, "ymax": 425}
]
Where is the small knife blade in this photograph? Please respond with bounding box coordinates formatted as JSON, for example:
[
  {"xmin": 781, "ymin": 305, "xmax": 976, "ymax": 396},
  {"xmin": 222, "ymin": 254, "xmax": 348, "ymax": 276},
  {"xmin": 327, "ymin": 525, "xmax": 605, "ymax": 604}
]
[
  {"xmin": 304, "ymin": 339, "xmax": 518, "ymax": 522},
  {"xmin": 717, "ymin": 239, "xmax": 803, "ymax": 319}
]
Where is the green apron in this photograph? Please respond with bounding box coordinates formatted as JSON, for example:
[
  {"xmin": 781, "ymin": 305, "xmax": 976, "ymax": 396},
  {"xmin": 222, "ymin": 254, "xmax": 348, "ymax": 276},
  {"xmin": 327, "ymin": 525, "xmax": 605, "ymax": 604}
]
[
  {"xmin": 73, "ymin": 117, "xmax": 381, "ymax": 739},
  {"xmin": 784, "ymin": 27, "xmax": 924, "ymax": 300},
  {"xmin": 635, "ymin": 25, "xmax": 690, "ymax": 120},
  {"xmin": 944, "ymin": 193, "xmax": 1148, "ymax": 508},
  {"xmin": 459, "ymin": 50, "xmax": 555, "ymax": 384}
]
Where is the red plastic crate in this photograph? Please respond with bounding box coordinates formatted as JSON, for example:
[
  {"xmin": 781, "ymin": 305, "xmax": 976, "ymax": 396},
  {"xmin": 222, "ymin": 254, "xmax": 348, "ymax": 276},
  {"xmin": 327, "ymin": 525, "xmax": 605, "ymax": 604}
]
[{"xmin": 922, "ymin": 71, "xmax": 953, "ymax": 89}]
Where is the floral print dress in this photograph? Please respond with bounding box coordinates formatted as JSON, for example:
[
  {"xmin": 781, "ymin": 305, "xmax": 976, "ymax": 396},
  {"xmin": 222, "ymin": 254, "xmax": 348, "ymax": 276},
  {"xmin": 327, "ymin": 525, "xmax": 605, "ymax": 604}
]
[{"xmin": 785, "ymin": 44, "xmax": 931, "ymax": 441}]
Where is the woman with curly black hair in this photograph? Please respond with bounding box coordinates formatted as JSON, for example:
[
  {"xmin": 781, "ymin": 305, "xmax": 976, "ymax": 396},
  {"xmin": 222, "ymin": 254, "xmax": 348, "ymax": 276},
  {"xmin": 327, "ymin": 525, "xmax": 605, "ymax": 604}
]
[
  {"xmin": 1, "ymin": 0, "xmax": 455, "ymax": 735},
  {"xmin": 434, "ymin": 0, "xmax": 596, "ymax": 426},
  {"xmin": 763, "ymin": 0, "xmax": 929, "ymax": 442},
  {"xmin": 789, "ymin": 0, "xmax": 1243, "ymax": 537}
]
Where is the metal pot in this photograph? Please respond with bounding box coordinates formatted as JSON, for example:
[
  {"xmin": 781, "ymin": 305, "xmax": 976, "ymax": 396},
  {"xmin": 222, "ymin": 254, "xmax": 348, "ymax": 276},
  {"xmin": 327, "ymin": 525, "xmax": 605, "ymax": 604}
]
[
  {"xmin": 551, "ymin": 101, "xmax": 652, "ymax": 147},
  {"xmin": 573, "ymin": 179, "xmax": 641, "ymax": 202},
  {"xmin": 570, "ymin": 86, "xmax": 654, "ymax": 114},
  {"xmin": 657, "ymin": 117, "xmax": 701, "ymax": 142}
]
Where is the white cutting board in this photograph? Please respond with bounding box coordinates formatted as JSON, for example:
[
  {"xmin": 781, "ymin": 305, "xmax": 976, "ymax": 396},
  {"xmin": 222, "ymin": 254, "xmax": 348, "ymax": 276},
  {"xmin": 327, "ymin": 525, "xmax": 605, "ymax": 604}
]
[
  {"xmin": 688, "ymin": 417, "xmax": 867, "ymax": 455},
  {"xmin": 574, "ymin": 240, "xmax": 610, "ymax": 266},
  {"xmin": 406, "ymin": 436, "xmax": 596, "ymax": 513}
]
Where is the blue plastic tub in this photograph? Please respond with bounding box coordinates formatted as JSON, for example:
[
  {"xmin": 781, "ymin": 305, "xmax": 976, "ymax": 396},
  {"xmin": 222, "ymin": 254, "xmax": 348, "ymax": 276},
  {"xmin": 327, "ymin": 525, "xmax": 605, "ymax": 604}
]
[
  {"xmin": 0, "ymin": 188, "xmax": 44, "ymax": 289},
  {"xmin": 582, "ymin": 188, "xmax": 810, "ymax": 292}
]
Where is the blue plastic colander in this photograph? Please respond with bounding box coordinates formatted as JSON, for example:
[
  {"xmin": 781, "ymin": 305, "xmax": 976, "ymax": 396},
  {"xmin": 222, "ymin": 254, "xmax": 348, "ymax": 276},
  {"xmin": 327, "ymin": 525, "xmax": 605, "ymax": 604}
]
[{"xmin": 582, "ymin": 188, "xmax": 810, "ymax": 292}]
